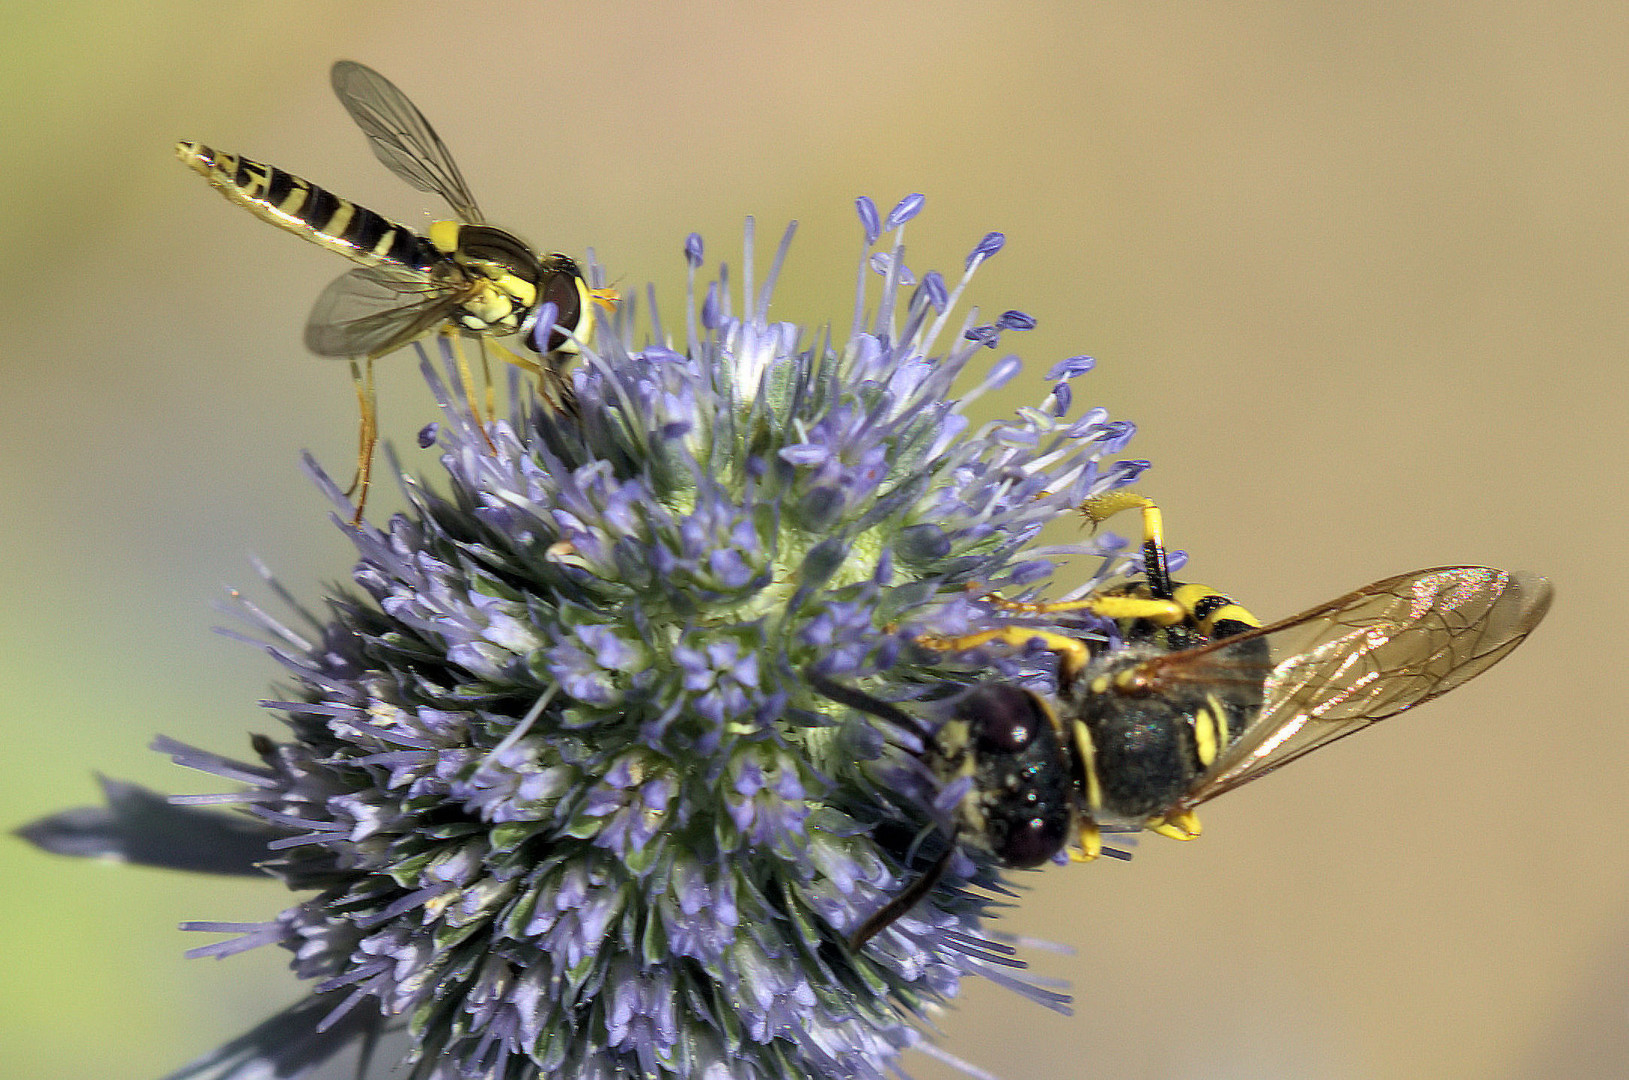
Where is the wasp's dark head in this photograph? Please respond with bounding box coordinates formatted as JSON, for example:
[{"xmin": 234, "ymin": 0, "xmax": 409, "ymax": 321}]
[{"xmin": 932, "ymin": 683, "xmax": 1076, "ymax": 868}]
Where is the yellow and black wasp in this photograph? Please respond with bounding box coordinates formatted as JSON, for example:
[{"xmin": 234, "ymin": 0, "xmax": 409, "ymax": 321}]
[
  {"xmin": 813, "ymin": 491, "xmax": 1552, "ymax": 947},
  {"xmin": 178, "ymin": 61, "xmax": 617, "ymax": 516}
]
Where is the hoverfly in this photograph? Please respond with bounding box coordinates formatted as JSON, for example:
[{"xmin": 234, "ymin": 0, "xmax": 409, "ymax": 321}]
[
  {"xmin": 177, "ymin": 61, "xmax": 617, "ymax": 518},
  {"xmin": 813, "ymin": 491, "xmax": 1552, "ymax": 947}
]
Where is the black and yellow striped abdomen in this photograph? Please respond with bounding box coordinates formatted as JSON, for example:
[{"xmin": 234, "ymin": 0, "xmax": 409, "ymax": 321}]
[{"xmin": 175, "ymin": 142, "xmax": 440, "ymax": 273}]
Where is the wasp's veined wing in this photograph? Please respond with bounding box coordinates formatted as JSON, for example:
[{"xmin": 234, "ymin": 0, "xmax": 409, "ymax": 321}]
[{"xmin": 1150, "ymin": 566, "xmax": 1554, "ymax": 809}]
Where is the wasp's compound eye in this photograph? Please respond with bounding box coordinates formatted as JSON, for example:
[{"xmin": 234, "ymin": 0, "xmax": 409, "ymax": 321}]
[
  {"xmin": 998, "ymin": 808, "xmax": 1072, "ymax": 869},
  {"xmin": 949, "ymin": 684, "xmax": 1073, "ymax": 869},
  {"xmin": 962, "ymin": 684, "xmax": 1050, "ymax": 754}
]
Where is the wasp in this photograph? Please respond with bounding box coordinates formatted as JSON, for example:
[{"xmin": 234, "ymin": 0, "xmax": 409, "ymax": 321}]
[
  {"xmin": 177, "ymin": 61, "xmax": 618, "ymax": 517},
  {"xmin": 813, "ymin": 491, "xmax": 1552, "ymax": 947}
]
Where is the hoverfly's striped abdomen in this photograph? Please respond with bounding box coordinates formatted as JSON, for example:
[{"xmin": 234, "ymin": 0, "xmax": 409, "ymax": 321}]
[{"xmin": 175, "ymin": 142, "xmax": 439, "ymax": 273}]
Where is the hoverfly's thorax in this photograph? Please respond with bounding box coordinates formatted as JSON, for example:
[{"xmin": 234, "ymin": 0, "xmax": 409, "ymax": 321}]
[
  {"xmin": 427, "ymin": 223, "xmax": 556, "ymax": 337},
  {"xmin": 451, "ymin": 224, "xmax": 546, "ymax": 285}
]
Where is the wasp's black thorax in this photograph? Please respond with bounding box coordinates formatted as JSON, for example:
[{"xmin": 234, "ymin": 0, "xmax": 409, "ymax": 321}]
[
  {"xmin": 931, "ymin": 684, "xmax": 1076, "ymax": 868},
  {"xmin": 1069, "ymin": 636, "xmax": 1269, "ymax": 822}
]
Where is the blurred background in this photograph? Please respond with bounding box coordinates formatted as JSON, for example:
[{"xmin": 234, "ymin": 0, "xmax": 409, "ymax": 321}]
[{"xmin": 2, "ymin": 4, "xmax": 1624, "ymax": 1079}]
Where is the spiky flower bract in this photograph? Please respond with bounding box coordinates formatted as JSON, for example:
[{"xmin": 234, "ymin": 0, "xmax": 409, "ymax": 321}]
[{"xmin": 21, "ymin": 195, "xmax": 1150, "ymax": 1080}]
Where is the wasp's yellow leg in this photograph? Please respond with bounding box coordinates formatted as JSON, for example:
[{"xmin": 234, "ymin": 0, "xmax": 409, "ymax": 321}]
[
  {"xmin": 1147, "ymin": 809, "xmax": 1202, "ymax": 842},
  {"xmin": 1080, "ymin": 489, "xmax": 1159, "ymax": 532},
  {"xmin": 346, "ymin": 359, "xmax": 378, "ymax": 526},
  {"xmin": 984, "ymin": 590, "xmax": 1186, "ymax": 627},
  {"xmin": 916, "ymin": 626, "xmax": 1093, "ymax": 684},
  {"xmin": 1081, "ymin": 489, "xmax": 1174, "ymax": 596},
  {"xmin": 1069, "ymin": 820, "xmax": 1103, "ymax": 862}
]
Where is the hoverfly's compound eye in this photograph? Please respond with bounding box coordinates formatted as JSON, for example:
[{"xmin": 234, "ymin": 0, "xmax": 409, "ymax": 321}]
[{"xmin": 530, "ymin": 267, "xmax": 585, "ymax": 354}]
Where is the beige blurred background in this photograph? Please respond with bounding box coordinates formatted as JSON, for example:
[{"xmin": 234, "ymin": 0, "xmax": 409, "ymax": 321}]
[{"xmin": 2, "ymin": 4, "xmax": 1623, "ymax": 1079}]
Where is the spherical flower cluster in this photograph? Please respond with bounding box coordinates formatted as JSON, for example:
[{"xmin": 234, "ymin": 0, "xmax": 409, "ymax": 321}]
[{"xmin": 22, "ymin": 195, "xmax": 1150, "ymax": 1080}]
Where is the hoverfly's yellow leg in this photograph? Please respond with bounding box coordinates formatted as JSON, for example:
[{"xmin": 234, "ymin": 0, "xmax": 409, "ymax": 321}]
[
  {"xmin": 916, "ymin": 626, "xmax": 1093, "ymax": 685},
  {"xmin": 982, "ymin": 590, "xmax": 1187, "ymax": 628},
  {"xmin": 1147, "ymin": 809, "xmax": 1202, "ymax": 841},
  {"xmin": 477, "ymin": 337, "xmax": 497, "ymax": 430},
  {"xmin": 485, "ymin": 340, "xmax": 545, "ymax": 379},
  {"xmin": 1070, "ymin": 820, "xmax": 1103, "ymax": 862},
  {"xmin": 345, "ymin": 359, "xmax": 378, "ymax": 526},
  {"xmin": 444, "ymin": 332, "xmax": 497, "ymax": 454},
  {"xmin": 493, "ymin": 338, "xmax": 578, "ymax": 416}
]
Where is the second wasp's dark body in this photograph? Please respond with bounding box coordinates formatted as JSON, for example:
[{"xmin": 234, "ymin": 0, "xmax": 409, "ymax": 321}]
[
  {"xmin": 932, "ymin": 578, "xmax": 1265, "ymax": 867},
  {"xmin": 814, "ymin": 493, "xmax": 1549, "ymax": 948},
  {"xmin": 1063, "ymin": 631, "xmax": 1266, "ymax": 821},
  {"xmin": 917, "ymin": 495, "xmax": 1547, "ymax": 883}
]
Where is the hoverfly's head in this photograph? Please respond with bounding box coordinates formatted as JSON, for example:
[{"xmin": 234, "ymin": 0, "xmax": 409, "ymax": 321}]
[{"xmin": 524, "ymin": 256, "xmax": 619, "ymax": 357}]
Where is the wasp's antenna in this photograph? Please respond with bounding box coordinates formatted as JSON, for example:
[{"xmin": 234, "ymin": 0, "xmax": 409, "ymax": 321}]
[
  {"xmin": 805, "ymin": 669, "xmax": 931, "ymax": 743},
  {"xmin": 847, "ymin": 830, "xmax": 959, "ymax": 950},
  {"xmin": 806, "ymin": 668, "xmax": 964, "ymax": 947}
]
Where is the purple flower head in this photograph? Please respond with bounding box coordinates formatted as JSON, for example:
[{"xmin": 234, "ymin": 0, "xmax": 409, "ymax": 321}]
[{"xmin": 23, "ymin": 196, "xmax": 1145, "ymax": 1080}]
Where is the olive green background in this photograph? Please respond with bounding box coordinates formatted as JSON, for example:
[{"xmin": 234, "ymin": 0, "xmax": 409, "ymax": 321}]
[{"xmin": 2, "ymin": 4, "xmax": 1622, "ymax": 1079}]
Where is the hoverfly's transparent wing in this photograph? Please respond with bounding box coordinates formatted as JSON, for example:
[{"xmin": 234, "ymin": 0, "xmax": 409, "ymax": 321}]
[
  {"xmin": 330, "ymin": 60, "xmax": 484, "ymax": 223},
  {"xmin": 1173, "ymin": 566, "xmax": 1552, "ymax": 808},
  {"xmin": 305, "ymin": 266, "xmax": 465, "ymax": 359}
]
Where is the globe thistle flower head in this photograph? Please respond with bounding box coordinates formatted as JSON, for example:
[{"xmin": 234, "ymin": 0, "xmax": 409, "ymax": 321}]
[{"xmin": 22, "ymin": 194, "xmax": 1150, "ymax": 1080}]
